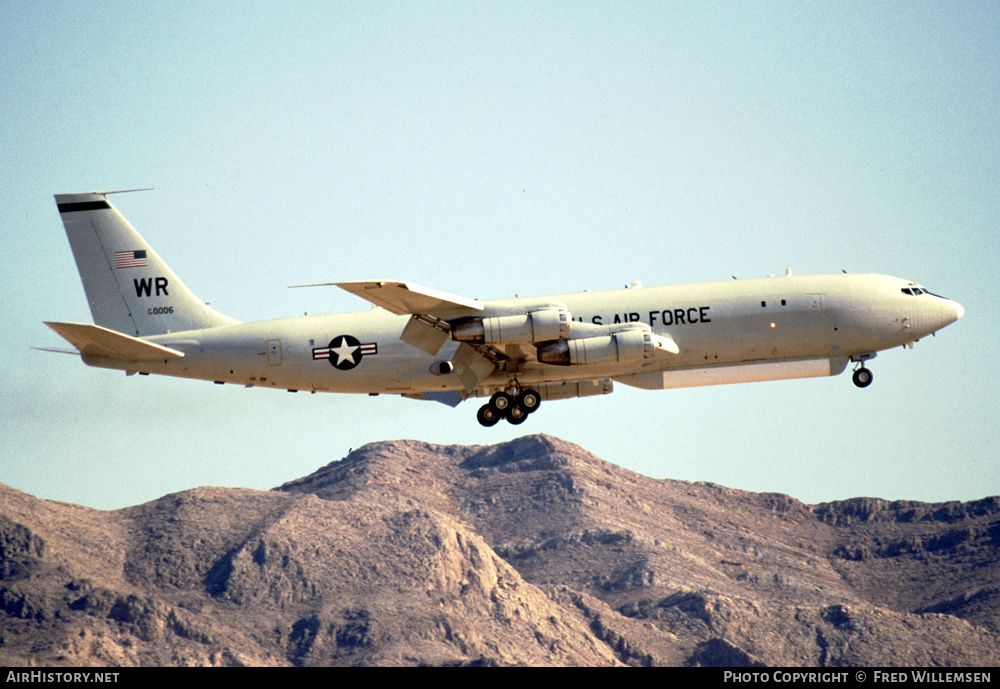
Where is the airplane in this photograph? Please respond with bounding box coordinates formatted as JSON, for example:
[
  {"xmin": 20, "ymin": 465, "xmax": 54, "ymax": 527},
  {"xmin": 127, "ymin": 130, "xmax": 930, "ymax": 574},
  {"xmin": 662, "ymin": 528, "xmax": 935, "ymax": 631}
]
[{"xmin": 45, "ymin": 190, "xmax": 964, "ymax": 427}]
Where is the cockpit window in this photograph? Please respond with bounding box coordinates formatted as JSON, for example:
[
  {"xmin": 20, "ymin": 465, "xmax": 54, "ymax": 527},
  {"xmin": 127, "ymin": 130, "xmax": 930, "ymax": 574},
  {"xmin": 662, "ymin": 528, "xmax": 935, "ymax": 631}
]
[{"xmin": 903, "ymin": 285, "xmax": 950, "ymax": 299}]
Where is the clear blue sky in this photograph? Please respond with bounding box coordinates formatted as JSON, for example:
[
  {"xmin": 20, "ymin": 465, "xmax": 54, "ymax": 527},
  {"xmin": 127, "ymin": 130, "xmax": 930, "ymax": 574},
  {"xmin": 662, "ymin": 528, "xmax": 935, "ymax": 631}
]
[{"xmin": 2, "ymin": 1, "xmax": 997, "ymax": 510}]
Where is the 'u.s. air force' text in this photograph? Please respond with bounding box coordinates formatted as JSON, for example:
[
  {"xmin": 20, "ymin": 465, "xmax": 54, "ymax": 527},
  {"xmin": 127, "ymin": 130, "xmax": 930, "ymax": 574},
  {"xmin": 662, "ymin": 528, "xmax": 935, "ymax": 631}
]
[{"xmin": 575, "ymin": 306, "xmax": 711, "ymax": 327}]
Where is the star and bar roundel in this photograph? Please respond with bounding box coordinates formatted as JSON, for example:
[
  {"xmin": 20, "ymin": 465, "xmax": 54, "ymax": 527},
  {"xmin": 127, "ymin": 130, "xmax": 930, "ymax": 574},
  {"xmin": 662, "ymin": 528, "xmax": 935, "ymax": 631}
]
[{"xmin": 312, "ymin": 335, "xmax": 378, "ymax": 370}]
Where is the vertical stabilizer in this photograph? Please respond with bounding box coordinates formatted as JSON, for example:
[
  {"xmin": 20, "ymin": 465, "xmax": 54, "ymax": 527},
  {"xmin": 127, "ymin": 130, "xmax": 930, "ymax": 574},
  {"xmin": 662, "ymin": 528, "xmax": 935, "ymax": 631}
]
[{"xmin": 54, "ymin": 192, "xmax": 239, "ymax": 336}]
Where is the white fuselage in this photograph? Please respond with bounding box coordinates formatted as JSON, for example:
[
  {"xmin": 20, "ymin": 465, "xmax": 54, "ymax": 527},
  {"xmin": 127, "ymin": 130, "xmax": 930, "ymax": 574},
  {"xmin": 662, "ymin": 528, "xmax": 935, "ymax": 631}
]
[{"xmin": 82, "ymin": 273, "xmax": 963, "ymax": 399}]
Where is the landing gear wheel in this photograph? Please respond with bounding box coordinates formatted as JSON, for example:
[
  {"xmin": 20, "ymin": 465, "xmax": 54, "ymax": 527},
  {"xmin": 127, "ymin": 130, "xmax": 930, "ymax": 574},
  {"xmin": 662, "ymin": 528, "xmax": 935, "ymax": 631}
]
[
  {"xmin": 489, "ymin": 391, "xmax": 513, "ymax": 414},
  {"xmin": 506, "ymin": 404, "xmax": 528, "ymax": 425},
  {"xmin": 853, "ymin": 367, "xmax": 873, "ymax": 388},
  {"xmin": 517, "ymin": 389, "xmax": 541, "ymax": 414},
  {"xmin": 477, "ymin": 404, "xmax": 502, "ymax": 427}
]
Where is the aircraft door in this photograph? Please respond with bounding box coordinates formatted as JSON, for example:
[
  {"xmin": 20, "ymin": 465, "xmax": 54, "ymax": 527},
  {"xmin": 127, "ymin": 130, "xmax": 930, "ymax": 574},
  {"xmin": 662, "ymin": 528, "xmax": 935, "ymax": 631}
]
[
  {"xmin": 267, "ymin": 339, "xmax": 283, "ymax": 366},
  {"xmin": 771, "ymin": 293, "xmax": 832, "ymax": 357},
  {"xmin": 808, "ymin": 293, "xmax": 824, "ymax": 315},
  {"xmin": 806, "ymin": 293, "xmax": 835, "ymax": 349}
]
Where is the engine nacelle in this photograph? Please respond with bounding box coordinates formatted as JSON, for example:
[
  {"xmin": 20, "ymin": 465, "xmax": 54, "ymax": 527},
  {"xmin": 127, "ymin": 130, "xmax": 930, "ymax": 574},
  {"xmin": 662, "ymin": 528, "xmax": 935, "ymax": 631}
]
[
  {"xmin": 536, "ymin": 328, "xmax": 653, "ymax": 366},
  {"xmin": 451, "ymin": 306, "xmax": 571, "ymax": 345}
]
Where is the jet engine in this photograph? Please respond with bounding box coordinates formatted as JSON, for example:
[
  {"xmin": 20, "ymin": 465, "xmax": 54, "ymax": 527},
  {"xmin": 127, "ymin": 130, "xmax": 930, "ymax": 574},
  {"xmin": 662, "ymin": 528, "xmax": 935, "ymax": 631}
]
[
  {"xmin": 451, "ymin": 306, "xmax": 571, "ymax": 345},
  {"xmin": 536, "ymin": 328, "xmax": 653, "ymax": 366}
]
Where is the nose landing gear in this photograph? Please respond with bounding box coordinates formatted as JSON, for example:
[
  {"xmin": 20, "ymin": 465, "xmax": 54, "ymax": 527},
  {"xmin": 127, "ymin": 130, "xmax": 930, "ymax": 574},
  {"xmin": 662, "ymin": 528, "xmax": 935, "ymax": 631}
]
[
  {"xmin": 852, "ymin": 366, "xmax": 873, "ymax": 388},
  {"xmin": 477, "ymin": 385, "xmax": 542, "ymax": 426},
  {"xmin": 851, "ymin": 352, "xmax": 876, "ymax": 388}
]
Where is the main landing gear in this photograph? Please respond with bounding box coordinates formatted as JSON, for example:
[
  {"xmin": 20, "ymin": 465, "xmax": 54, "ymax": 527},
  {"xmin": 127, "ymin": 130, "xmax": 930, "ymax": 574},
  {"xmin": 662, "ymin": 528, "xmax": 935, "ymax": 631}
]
[{"xmin": 477, "ymin": 386, "xmax": 541, "ymax": 427}]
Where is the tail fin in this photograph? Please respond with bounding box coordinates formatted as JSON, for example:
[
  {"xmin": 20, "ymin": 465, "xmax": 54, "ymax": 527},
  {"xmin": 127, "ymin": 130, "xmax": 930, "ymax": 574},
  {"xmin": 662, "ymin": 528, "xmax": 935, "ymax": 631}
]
[{"xmin": 55, "ymin": 192, "xmax": 239, "ymax": 336}]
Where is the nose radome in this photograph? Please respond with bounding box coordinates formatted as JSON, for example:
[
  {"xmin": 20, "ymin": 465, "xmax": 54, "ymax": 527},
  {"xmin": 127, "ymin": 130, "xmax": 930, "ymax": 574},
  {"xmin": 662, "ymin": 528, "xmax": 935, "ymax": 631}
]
[{"xmin": 954, "ymin": 301, "xmax": 965, "ymax": 320}]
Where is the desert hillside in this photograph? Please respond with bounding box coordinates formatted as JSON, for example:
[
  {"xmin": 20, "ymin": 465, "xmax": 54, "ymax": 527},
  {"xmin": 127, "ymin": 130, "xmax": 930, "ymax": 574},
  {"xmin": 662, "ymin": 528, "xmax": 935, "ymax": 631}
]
[{"xmin": 1, "ymin": 435, "xmax": 996, "ymax": 666}]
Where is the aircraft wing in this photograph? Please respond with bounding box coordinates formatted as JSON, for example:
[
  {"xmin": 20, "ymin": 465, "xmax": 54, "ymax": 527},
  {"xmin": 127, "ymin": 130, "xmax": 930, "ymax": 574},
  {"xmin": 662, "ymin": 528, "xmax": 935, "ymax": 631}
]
[
  {"xmin": 335, "ymin": 281, "xmax": 484, "ymax": 318},
  {"xmin": 330, "ymin": 282, "xmax": 497, "ymax": 387},
  {"xmin": 45, "ymin": 322, "xmax": 185, "ymax": 361}
]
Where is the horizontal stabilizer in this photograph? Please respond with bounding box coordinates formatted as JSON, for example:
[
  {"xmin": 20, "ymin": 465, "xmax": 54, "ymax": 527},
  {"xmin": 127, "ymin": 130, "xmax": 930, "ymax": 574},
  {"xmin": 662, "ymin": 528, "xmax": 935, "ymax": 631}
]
[
  {"xmin": 44, "ymin": 322, "xmax": 185, "ymax": 362},
  {"xmin": 334, "ymin": 281, "xmax": 484, "ymax": 317}
]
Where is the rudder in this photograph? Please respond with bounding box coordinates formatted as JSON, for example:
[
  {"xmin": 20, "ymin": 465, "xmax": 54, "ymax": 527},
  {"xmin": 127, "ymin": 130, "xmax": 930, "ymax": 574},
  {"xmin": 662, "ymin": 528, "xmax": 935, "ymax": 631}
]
[{"xmin": 55, "ymin": 192, "xmax": 239, "ymax": 336}]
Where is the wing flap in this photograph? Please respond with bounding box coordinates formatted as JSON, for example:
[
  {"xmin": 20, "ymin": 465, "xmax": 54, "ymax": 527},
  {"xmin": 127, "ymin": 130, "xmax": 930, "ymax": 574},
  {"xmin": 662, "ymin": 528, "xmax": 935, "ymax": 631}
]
[
  {"xmin": 400, "ymin": 315, "xmax": 450, "ymax": 354},
  {"xmin": 45, "ymin": 322, "xmax": 185, "ymax": 361},
  {"xmin": 451, "ymin": 343, "xmax": 497, "ymax": 392}
]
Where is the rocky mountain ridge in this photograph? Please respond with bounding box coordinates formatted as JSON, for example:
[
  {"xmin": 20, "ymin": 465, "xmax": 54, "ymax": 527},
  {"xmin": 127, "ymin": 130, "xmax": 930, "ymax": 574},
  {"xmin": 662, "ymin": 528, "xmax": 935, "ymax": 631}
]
[{"xmin": 1, "ymin": 434, "xmax": 996, "ymax": 666}]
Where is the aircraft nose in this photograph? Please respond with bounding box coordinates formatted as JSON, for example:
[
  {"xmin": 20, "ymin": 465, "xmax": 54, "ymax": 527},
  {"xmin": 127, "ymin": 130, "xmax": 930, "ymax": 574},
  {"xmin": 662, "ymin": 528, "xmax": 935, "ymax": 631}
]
[
  {"xmin": 938, "ymin": 298, "xmax": 964, "ymax": 329},
  {"xmin": 953, "ymin": 301, "xmax": 965, "ymax": 320}
]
